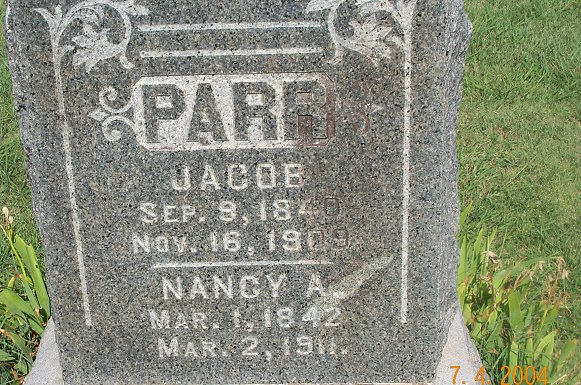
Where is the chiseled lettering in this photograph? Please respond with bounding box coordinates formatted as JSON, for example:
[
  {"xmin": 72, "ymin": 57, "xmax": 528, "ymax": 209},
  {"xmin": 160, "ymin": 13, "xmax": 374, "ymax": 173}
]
[
  {"xmin": 132, "ymin": 234, "xmax": 188, "ymax": 253},
  {"xmin": 190, "ymin": 277, "xmax": 209, "ymax": 299},
  {"xmin": 158, "ymin": 338, "xmax": 220, "ymax": 358},
  {"xmin": 200, "ymin": 165, "xmax": 221, "ymax": 190},
  {"xmin": 158, "ymin": 338, "xmax": 179, "ymax": 358},
  {"xmin": 163, "ymin": 277, "xmax": 183, "ymax": 300},
  {"xmin": 266, "ymin": 274, "xmax": 286, "ymax": 298},
  {"xmin": 213, "ymin": 275, "xmax": 234, "ymax": 299},
  {"xmin": 139, "ymin": 203, "xmax": 157, "ymax": 223},
  {"xmin": 169, "ymin": 163, "xmax": 305, "ymax": 191},
  {"xmin": 172, "ymin": 165, "xmax": 191, "ymax": 191},
  {"xmin": 306, "ymin": 273, "xmax": 326, "ymax": 298},
  {"xmin": 150, "ymin": 310, "xmax": 209, "ymax": 330},
  {"xmin": 285, "ymin": 163, "xmax": 304, "ymax": 188},
  {"xmin": 240, "ymin": 276, "xmax": 260, "ymax": 299},
  {"xmin": 132, "ymin": 233, "xmax": 150, "ymax": 253},
  {"xmin": 284, "ymin": 80, "xmax": 333, "ymax": 144},
  {"xmin": 256, "ymin": 164, "xmax": 276, "ymax": 189},
  {"xmin": 227, "ymin": 164, "xmax": 248, "ymax": 190},
  {"xmin": 149, "ymin": 309, "xmax": 171, "ymax": 329},
  {"xmin": 155, "ymin": 236, "xmax": 169, "ymax": 253},
  {"xmin": 160, "ymin": 275, "xmax": 287, "ymax": 300},
  {"xmin": 202, "ymin": 341, "xmax": 218, "ymax": 357},
  {"xmin": 184, "ymin": 342, "xmax": 199, "ymax": 357},
  {"xmin": 189, "ymin": 83, "xmax": 226, "ymax": 144},
  {"xmin": 233, "ymin": 82, "xmax": 277, "ymax": 141},
  {"xmin": 134, "ymin": 74, "xmax": 336, "ymax": 150},
  {"xmin": 163, "ymin": 206, "xmax": 179, "ymax": 223},
  {"xmin": 174, "ymin": 312, "xmax": 189, "ymax": 329},
  {"xmin": 143, "ymin": 84, "xmax": 186, "ymax": 144},
  {"xmin": 191, "ymin": 313, "xmax": 208, "ymax": 329},
  {"xmin": 172, "ymin": 236, "xmax": 186, "ymax": 253},
  {"xmin": 138, "ymin": 204, "xmax": 196, "ymax": 224}
]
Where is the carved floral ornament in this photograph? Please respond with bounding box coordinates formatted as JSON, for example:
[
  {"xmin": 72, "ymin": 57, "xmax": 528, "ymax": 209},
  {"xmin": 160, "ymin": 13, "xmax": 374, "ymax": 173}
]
[
  {"xmin": 35, "ymin": 0, "xmax": 417, "ymax": 72},
  {"xmin": 35, "ymin": 0, "xmax": 148, "ymax": 73},
  {"xmin": 306, "ymin": 0, "xmax": 418, "ymax": 65},
  {"xmin": 36, "ymin": 0, "xmax": 417, "ymax": 143}
]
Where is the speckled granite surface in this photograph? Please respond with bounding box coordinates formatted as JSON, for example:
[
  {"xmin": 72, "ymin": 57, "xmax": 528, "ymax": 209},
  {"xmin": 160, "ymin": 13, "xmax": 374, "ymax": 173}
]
[
  {"xmin": 26, "ymin": 311, "xmax": 483, "ymax": 385},
  {"xmin": 8, "ymin": 0, "xmax": 473, "ymax": 383}
]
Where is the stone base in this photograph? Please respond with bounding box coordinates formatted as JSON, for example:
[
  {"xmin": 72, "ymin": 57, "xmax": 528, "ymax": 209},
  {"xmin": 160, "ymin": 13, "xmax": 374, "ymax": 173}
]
[
  {"xmin": 26, "ymin": 310, "xmax": 482, "ymax": 385},
  {"xmin": 433, "ymin": 310, "xmax": 484, "ymax": 385},
  {"xmin": 26, "ymin": 318, "xmax": 63, "ymax": 385}
]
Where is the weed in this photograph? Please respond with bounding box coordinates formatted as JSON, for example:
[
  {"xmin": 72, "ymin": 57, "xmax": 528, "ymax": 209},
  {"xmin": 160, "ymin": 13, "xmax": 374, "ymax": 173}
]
[
  {"xmin": 0, "ymin": 208, "xmax": 50, "ymax": 384},
  {"xmin": 458, "ymin": 207, "xmax": 579, "ymax": 385}
]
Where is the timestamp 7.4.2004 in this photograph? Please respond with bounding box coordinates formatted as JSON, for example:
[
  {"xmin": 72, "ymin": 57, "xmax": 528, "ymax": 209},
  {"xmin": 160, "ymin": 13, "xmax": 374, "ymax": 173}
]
[{"xmin": 450, "ymin": 366, "xmax": 548, "ymax": 385}]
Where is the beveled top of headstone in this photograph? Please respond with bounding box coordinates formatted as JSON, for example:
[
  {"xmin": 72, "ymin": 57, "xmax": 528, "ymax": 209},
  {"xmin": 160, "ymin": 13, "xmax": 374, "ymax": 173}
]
[{"xmin": 7, "ymin": 0, "xmax": 471, "ymax": 384}]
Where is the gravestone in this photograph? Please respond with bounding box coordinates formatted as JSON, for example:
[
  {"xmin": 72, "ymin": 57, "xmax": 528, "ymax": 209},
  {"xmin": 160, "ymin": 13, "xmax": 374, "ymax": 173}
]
[{"xmin": 7, "ymin": 0, "xmax": 476, "ymax": 384}]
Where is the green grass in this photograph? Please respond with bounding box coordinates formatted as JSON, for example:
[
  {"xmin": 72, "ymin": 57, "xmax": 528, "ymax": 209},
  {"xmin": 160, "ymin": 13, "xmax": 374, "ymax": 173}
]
[
  {"xmin": 458, "ymin": 0, "xmax": 580, "ymax": 345},
  {"xmin": 0, "ymin": 0, "xmax": 579, "ymax": 383},
  {"xmin": 0, "ymin": 0, "xmax": 40, "ymax": 269}
]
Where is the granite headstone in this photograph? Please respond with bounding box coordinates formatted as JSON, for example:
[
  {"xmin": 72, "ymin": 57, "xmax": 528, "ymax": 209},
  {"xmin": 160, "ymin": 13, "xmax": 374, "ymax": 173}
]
[{"xmin": 7, "ymin": 0, "xmax": 474, "ymax": 384}]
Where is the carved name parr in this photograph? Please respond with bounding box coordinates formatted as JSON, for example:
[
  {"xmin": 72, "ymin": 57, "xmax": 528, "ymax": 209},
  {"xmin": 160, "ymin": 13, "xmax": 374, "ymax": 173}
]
[{"xmin": 92, "ymin": 73, "xmax": 336, "ymax": 150}]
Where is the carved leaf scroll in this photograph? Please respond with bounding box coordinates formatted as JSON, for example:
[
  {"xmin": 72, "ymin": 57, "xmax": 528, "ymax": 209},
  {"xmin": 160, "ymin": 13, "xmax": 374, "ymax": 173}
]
[
  {"xmin": 35, "ymin": 0, "xmax": 149, "ymax": 73},
  {"xmin": 306, "ymin": 0, "xmax": 416, "ymax": 64}
]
